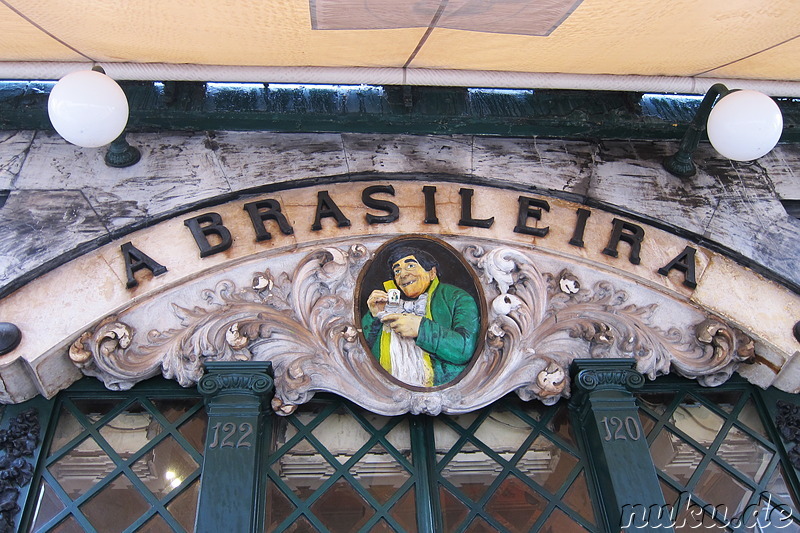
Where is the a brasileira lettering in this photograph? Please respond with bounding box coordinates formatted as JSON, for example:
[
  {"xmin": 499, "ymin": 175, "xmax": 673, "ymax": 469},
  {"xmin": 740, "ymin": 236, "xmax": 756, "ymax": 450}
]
[{"xmin": 120, "ymin": 185, "xmax": 698, "ymax": 289}]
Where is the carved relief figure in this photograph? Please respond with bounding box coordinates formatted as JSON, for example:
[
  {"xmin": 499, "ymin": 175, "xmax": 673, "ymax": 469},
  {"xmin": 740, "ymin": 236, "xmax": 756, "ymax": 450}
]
[{"xmin": 361, "ymin": 240, "xmax": 481, "ymax": 387}]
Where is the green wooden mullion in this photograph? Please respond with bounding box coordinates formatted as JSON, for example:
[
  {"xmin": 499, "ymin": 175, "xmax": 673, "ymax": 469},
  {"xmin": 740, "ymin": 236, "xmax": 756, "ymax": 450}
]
[{"xmin": 410, "ymin": 415, "xmax": 442, "ymax": 533}]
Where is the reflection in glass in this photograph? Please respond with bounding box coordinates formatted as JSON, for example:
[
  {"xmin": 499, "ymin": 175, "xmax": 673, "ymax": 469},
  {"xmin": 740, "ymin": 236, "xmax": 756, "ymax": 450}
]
[
  {"xmin": 637, "ymin": 392, "xmax": 676, "ymax": 416},
  {"xmin": 390, "ymin": 487, "xmax": 417, "ymax": 533},
  {"xmin": 265, "ymin": 481, "xmax": 295, "ymax": 531},
  {"xmin": 166, "ymin": 479, "xmax": 201, "ymax": 532},
  {"xmin": 485, "ymin": 474, "xmax": 547, "ymax": 533},
  {"xmin": 79, "ymin": 474, "xmax": 150, "ymax": 533},
  {"xmin": 547, "ymin": 405, "xmax": 577, "ymax": 449},
  {"xmin": 518, "ymin": 435, "xmax": 577, "ymax": 494},
  {"xmin": 48, "ymin": 407, "xmax": 84, "ymax": 455},
  {"xmin": 272, "ymin": 438, "xmax": 331, "ymax": 500},
  {"xmin": 563, "ymin": 471, "xmax": 595, "ymax": 525},
  {"xmin": 649, "ymin": 429, "xmax": 703, "ymax": 486},
  {"xmin": 71, "ymin": 399, "xmax": 121, "ymax": 424},
  {"xmin": 669, "ymin": 397, "xmax": 724, "ymax": 448},
  {"xmin": 738, "ymin": 399, "xmax": 768, "ymax": 438},
  {"xmin": 312, "ymin": 408, "xmax": 371, "ymax": 465},
  {"xmin": 132, "ymin": 435, "xmax": 199, "ymax": 499},
  {"xmin": 698, "ymin": 390, "xmax": 741, "ymax": 414},
  {"xmin": 136, "ymin": 513, "xmax": 173, "ymax": 532},
  {"xmin": 48, "ymin": 437, "xmax": 114, "ymax": 500},
  {"xmin": 695, "ymin": 461, "xmax": 753, "ymax": 518},
  {"xmin": 717, "ymin": 425, "xmax": 773, "ymax": 483},
  {"xmin": 440, "ymin": 485, "xmax": 469, "ymax": 532},
  {"xmin": 310, "ymin": 478, "xmax": 375, "ymax": 532},
  {"xmin": 99, "ymin": 402, "xmax": 162, "ymax": 458},
  {"xmin": 539, "ymin": 507, "xmax": 589, "ymax": 533},
  {"xmin": 47, "ymin": 516, "xmax": 84, "ymax": 533},
  {"xmin": 351, "ymin": 443, "xmax": 411, "ymax": 504},
  {"xmin": 767, "ymin": 465, "xmax": 800, "ymax": 515},
  {"xmin": 28, "ymin": 480, "xmax": 65, "ymax": 532}
]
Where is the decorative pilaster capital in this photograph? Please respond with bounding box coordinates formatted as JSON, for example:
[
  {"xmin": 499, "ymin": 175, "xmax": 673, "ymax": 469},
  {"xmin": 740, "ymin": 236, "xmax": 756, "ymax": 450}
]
[
  {"xmin": 198, "ymin": 361, "xmax": 274, "ymax": 400},
  {"xmin": 570, "ymin": 359, "xmax": 645, "ymax": 410}
]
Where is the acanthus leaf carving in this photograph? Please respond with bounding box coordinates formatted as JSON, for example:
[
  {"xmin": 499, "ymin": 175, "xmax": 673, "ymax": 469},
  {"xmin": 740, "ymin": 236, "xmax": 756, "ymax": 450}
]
[{"xmin": 67, "ymin": 242, "xmax": 756, "ymax": 415}]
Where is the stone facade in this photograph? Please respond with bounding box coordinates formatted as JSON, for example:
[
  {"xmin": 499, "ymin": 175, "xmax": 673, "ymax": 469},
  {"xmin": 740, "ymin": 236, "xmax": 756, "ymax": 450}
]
[{"xmin": 0, "ymin": 131, "xmax": 798, "ymax": 405}]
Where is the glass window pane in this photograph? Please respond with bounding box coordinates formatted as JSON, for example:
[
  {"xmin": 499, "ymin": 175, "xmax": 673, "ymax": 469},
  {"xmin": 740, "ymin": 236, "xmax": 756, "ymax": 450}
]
[
  {"xmin": 28, "ymin": 480, "xmax": 66, "ymax": 532},
  {"xmin": 737, "ymin": 399, "xmax": 768, "ymax": 439},
  {"xmin": 265, "ymin": 482, "xmax": 295, "ymax": 532},
  {"xmin": 670, "ymin": 397, "xmax": 724, "ymax": 448},
  {"xmin": 132, "ymin": 435, "xmax": 199, "ymax": 499},
  {"xmin": 694, "ymin": 461, "xmax": 753, "ymax": 518},
  {"xmin": 484, "ymin": 474, "xmax": 547, "ymax": 533},
  {"xmin": 166, "ymin": 479, "xmax": 201, "ymax": 532},
  {"xmin": 440, "ymin": 485, "xmax": 470, "ymax": 532},
  {"xmin": 309, "ymin": 478, "xmax": 375, "ymax": 532},
  {"xmin": 136, "ymin": 513, "xmax": 173, "ymax": 532},
  {"xmin": 351, "ymin": 443, "xmax": 411, "ymax": 504},
  {"xmin": 79, "ymin": 474, "xmax": 150, "ymax": 533},
  {"xmin": 272, "ymin": 438, "xmax": 333, "ymax": 500},
  {"xmin": 637, "ymin": 392, "xmax": 676, "ymax": 416},
  {"xmin": 49, "ymin": 436, "xmax": 115, "ymax": 500},
  {"xmin": 312, "ymin": 408, "xmax": 370, "ymax": 465},
  {"xmin": 649, "ymin": 429, "xmax": 703, "ymax": 486},
  {"xmin": 48, "ymin": 407, "xmax": 84, "ymax": 456},
  {"xmin": 539, "ymin": 507, "xmax": 589, "ymax": 533},
  {"xmin": 150, "ymin": 398, "xmax": 203, "ymax": 424},
  {"xmin": 99, "ymin": 402, "xmax": 162, "ymax": 459},
  {"xmin": 47, "ymin": 515, "xmax": 84, "ymax": 533},
  {"xmin": 718, "ymin": 425, "xmax": 773, "ymax": 483},
  {"xmin": 546, "ymin": 405, "xmax": 577, "ymax": 449},
  {"xmin": 71, "ymin": 399, "xmax": 122, "ymax": 424},
  {"xmin": 563, "ymin": 470, "xmax": 595, "ymax": 526},
  {"xmin": 474, "ymin": 410, "xmax": 532, "ymax": 454},
  {"xmin": 517, "ymin": 435, "xmax": 577, "ymax": 494},
  {"xmin": 179, "ymin": 410, "xmax": 208, "ymax": 454},
  {"xmin": 389, "ymin": 486, "xmax": 417, "ymax": 533}
]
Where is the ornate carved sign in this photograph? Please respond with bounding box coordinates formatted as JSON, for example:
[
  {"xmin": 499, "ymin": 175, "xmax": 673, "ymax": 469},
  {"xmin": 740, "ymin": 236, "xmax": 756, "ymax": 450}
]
[{"xmin": 69, "ymin": 236, "xmax": 754, "ymax": 416}]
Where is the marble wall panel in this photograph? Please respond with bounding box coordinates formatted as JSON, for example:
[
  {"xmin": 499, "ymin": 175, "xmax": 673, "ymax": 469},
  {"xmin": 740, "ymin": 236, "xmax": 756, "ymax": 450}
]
[
  {"xmin": 0, "ymin": 131, "xmax": 34, "ymax": 190},
  {"xmin": 0, "ymin": 190, "xmax": 108, "ymax": 287},
  {"xmin": 472, "ymin": 137, "xmax": 594, "ymax": 197},
  {"xmin": 341, "ymin": 133, "xmax": 473, "ymax": 176}
]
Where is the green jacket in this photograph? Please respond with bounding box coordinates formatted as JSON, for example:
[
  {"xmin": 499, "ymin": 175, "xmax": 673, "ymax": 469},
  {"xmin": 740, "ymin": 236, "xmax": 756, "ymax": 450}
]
[{"xmin": 362, "ymin": 280, "xmax": 481, "ymax": 386}]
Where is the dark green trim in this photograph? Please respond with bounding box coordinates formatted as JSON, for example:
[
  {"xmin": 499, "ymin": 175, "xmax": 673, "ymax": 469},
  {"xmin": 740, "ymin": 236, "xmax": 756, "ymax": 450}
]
[
  {"xmin": 570, "ymin": 359, "xmax": 673, "ymax": 532},
  {"xmin": 2, "ymin": 82, "xmax": 799, "ymax": 142},
  {"xmin": 196, "ymin": 361, "xmax": 274, "ymax": 533}
]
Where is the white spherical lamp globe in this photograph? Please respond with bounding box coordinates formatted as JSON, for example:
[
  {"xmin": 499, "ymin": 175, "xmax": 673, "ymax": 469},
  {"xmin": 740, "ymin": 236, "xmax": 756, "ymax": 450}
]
[
  {"xmin": 706, "ymin": 90, "xmax": 783, "ymax": 161},
  {"xmin": 48, "ymin": 69, "xmax": 129, "ymax": 148}
]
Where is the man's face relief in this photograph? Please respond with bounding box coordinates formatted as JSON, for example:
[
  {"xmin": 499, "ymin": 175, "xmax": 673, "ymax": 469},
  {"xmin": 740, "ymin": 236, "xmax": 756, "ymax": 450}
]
[{"xmin": 392, "ymin": 255, "xmax": 437, "ymax": 298}]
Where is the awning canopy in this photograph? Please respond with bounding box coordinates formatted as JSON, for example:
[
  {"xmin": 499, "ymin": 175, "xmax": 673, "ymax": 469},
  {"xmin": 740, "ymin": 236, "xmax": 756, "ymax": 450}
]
[{"xmin": 0, "ymin": 0, "xmax": 799, "ymax": 95}]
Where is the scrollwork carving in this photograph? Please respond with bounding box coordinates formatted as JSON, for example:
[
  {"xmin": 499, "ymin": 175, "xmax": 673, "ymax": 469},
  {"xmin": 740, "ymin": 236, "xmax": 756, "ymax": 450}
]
[{"xmin": 69, "ymin": 242, "xmax": 755, "ymax": 415}]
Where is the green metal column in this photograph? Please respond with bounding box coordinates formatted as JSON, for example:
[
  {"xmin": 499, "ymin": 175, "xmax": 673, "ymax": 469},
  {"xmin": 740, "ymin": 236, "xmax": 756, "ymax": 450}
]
[
  {"xmin": 195, "ymin": 361, "xmax": 274, "ymax": 533},
  {"xmin": 570, "ymin": 359, "xmax": 673, "ymax": 532}
]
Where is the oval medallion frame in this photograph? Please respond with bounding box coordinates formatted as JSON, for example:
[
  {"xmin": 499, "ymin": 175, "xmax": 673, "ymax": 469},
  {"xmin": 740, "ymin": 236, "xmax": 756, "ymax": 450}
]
[{"xmin": 356, "ymin": 235, "xmax": 488, "ymax": 391}]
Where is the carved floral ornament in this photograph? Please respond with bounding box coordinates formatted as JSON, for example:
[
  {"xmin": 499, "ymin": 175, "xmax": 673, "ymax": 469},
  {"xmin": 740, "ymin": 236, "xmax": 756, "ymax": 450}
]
[{"xmin": 69, "ymin": 239, "xmax": 755, "ymax": 416}]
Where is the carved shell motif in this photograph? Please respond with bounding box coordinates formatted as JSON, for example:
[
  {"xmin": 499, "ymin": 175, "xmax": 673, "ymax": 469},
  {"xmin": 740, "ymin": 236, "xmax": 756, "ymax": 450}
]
[{"xmin": 69, "ymin": 244, "xmax": 754, "ymax": 415}]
